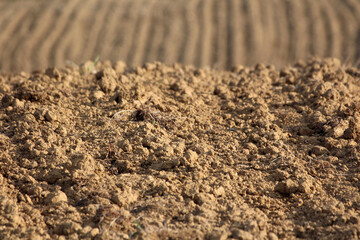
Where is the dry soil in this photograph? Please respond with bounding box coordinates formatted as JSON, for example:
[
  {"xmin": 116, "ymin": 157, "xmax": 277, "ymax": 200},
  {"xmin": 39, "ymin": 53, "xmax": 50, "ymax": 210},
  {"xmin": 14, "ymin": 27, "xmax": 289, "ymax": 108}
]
[{"xmin": 1, "ymin": 58, "xmax": 360, "ymax": 239}]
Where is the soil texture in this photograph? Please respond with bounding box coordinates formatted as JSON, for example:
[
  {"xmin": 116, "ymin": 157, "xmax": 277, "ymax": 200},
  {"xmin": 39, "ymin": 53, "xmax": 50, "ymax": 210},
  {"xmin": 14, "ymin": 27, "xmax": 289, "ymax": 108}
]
[{"xmin": 1, "ymin": 58, "xmax": 360, "ymax": 239}]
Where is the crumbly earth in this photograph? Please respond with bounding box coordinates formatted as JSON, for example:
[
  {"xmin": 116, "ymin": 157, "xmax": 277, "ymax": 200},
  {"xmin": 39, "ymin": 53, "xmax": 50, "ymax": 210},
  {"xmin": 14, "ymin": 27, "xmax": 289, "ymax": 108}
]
[{"xmin": 1, "ymin": 58, "xmax": 360, "ymax": 240}]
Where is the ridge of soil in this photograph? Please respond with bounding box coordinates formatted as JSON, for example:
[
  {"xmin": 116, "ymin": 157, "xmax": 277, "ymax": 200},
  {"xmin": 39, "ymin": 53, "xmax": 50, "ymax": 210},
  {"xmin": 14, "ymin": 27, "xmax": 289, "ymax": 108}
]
[
  {"xmin": 0, "ymin": 0, "xmax": 359, "ymax": 72},
  {"xmin": 1, "ymin": 58, "xmax": 360, "ymax": 239}
]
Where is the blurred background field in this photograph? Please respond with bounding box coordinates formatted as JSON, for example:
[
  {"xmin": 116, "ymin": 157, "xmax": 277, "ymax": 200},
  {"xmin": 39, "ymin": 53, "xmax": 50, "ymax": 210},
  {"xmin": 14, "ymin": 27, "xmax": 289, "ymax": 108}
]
[{"xmin": 0, "ymin": 0, "xmax": 359, "ymax": 72}]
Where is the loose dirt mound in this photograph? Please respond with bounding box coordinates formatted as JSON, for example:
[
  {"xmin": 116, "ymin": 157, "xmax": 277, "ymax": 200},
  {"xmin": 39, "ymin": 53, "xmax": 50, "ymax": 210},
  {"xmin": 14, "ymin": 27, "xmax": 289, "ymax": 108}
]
[
  {"xmin": 0, "ymin": 0, "xmax": 359, "ymax": 72},
  {"xmin": 1, "ymin": 58, "xmax": 360, "ymax": 239}
]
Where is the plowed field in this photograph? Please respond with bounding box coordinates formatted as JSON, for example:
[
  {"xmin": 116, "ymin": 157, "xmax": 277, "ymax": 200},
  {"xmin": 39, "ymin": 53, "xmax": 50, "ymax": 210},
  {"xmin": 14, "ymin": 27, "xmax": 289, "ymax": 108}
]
[
  {"xmin": 0, "ymin": 0, "xmax": 359, "ymax": 72},
  {"xmin": 1, "ymin": 57, "xmax": 360, "ymax": 239},
  {"xmin": 2, "ymin": 0, "xmax": 360, "ymax": 239}
]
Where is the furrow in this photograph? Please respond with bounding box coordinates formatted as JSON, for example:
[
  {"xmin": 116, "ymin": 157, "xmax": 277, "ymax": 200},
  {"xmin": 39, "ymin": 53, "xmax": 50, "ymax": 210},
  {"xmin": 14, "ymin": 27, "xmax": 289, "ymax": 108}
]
[
  {"xmin": 295, "ymin": 0, "xmax": 311, "ymax": 61},
  {"xmin": 9, "ymin": 3, "xmax": 46, "ymax": 72},
  {"xmin": 304, "ymin": 0, "xmax": 323, "ymax": 56},
  {"xmin": 97, "ymin": 0, "xmax": 126, "ymax": 63},
  {"xmin": 176, "ymin": 1, "xmax": 189, "ymax": 64},
  {"xmin": 302, "ymin": 0, "xmax": 315, "ymax": 57},
  {"xmin": 271, "ymin": 0, "xmax": 290, "ymax": 66},
  {"xmin": 127, "ymin": 0, "xmax": 156, "ymax": 67},
  {"xmin": 166, "ymin": 1, "xmax": 186, "ymax": 64},
  {"xmin": 77, "ymin": 0, "xmax": 110, "ymax": 63},
  {"xmin": 152, "ymin": 1, "xmax": 168, "ymax": 63},
  {"xmin": 158, "ymin": 0, "xmax": 189, "ymax": 64},
  {"xmin": 0, "ymin": 2, "xmax": 15, "ymax": 34},
  {"xmin": 330, "ymin": 0, "xmax": 358, "ymax": 62},
  {"xmin": 142, "ymin": 0, "xmax": 163, "ymax": 63},
  {"xmin": 13, "ymin": 1, "xmax": 57, "ymax": 71},
  {"xmin": 0, "ymin": 4, "xmax": 30, "ymax": 71},
  {"xmin": 268, "ymin": 0, "xmax": 282, "ymax": 67},
  {"xmin": 257, "ymin": 0, "xmax": 274, "ymax": 66},
  {"xmin": 343, "ymin": 0, "xmax": 360, "ymax": 64},
  {"xmin": 245, "ymin": 0, "xmax": 264, "ymax": 66},
  {"xmin": 1, "ymin": 3, "xmax": 37, "ymax": 72},
  {"xmin": 305, "ymin": 0, "xmax": 327, "ymax": 58},
  {"xmin": 319, "ymin": 0, "xmax": 342, "ymax": 58},
  {"xmin": 62, "ymin": 0, "xmax": 99, "ymax": 66},
  {"xmin": 211, "ymin": 0, "xmax": 227, "ymax": 69},
  {"xmin": 225, "ymin": 0, "xmax": 234, "ymax": 68},
  {"xmin": 108, "ymin": 0, "xmax": 133, "ymax": 62},
  {"xmin": 91, "ymin": 0, "xmax": 118, "ymax": 61},
  {"xmin": 283, "ymin": 0, "xmax": 294, "ymax": 63},
  {"xmin": 344, "ymin": 0, "xmax": 360, "ymax": 21},
  {"xmin": 53, "ymin": 0, "xmax": 92, "ymax": 68},
  {"xmin": 29, "ymin": 0, "xmax": 65, "ymax": 69},
  {"xmin": 181, "ymin": 0, "xmax": 200, "ymax": 66},
  {"xmin": 285, "ymin": 0, "xmax": 308, "ymax": 63},
  {"xmin": 196, "ymin": 0, "xmax": 212, "ymax": 67},
  {"xmin": 38, "ymin": 0, "xmax": 81, "ymax": 69},
  {"xmin": 116, "ymin": 0, "xmax": 143, "ymax": 65}
]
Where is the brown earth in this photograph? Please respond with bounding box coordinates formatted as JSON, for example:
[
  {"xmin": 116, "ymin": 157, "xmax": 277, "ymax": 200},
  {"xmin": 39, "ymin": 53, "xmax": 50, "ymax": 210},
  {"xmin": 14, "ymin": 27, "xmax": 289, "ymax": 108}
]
[
  {"xmin": 1, "ymin": 57, "xmax": 360, "ymax": 239},
  {"xmin": 0, "ymin": 0, "xmax": 360, "ymax": 72}
]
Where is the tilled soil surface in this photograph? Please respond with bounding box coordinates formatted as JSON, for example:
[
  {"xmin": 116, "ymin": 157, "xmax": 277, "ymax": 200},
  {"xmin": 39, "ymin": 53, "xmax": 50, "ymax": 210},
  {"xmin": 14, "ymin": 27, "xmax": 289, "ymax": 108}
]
[
  {"xmin": 1, "ymin": 58, "xmax": 360, "ymax": 240},
  {"xmin": 0, "ymin": 0, "xmax": 360, "ymax": 72}
]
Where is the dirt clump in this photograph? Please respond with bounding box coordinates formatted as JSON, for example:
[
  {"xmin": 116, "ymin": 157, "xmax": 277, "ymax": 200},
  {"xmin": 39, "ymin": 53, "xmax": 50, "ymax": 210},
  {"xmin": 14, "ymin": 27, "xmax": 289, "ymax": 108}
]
[{"xmin": 1, "ymin": 58, "xmax": 360, "ymax": 239}]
